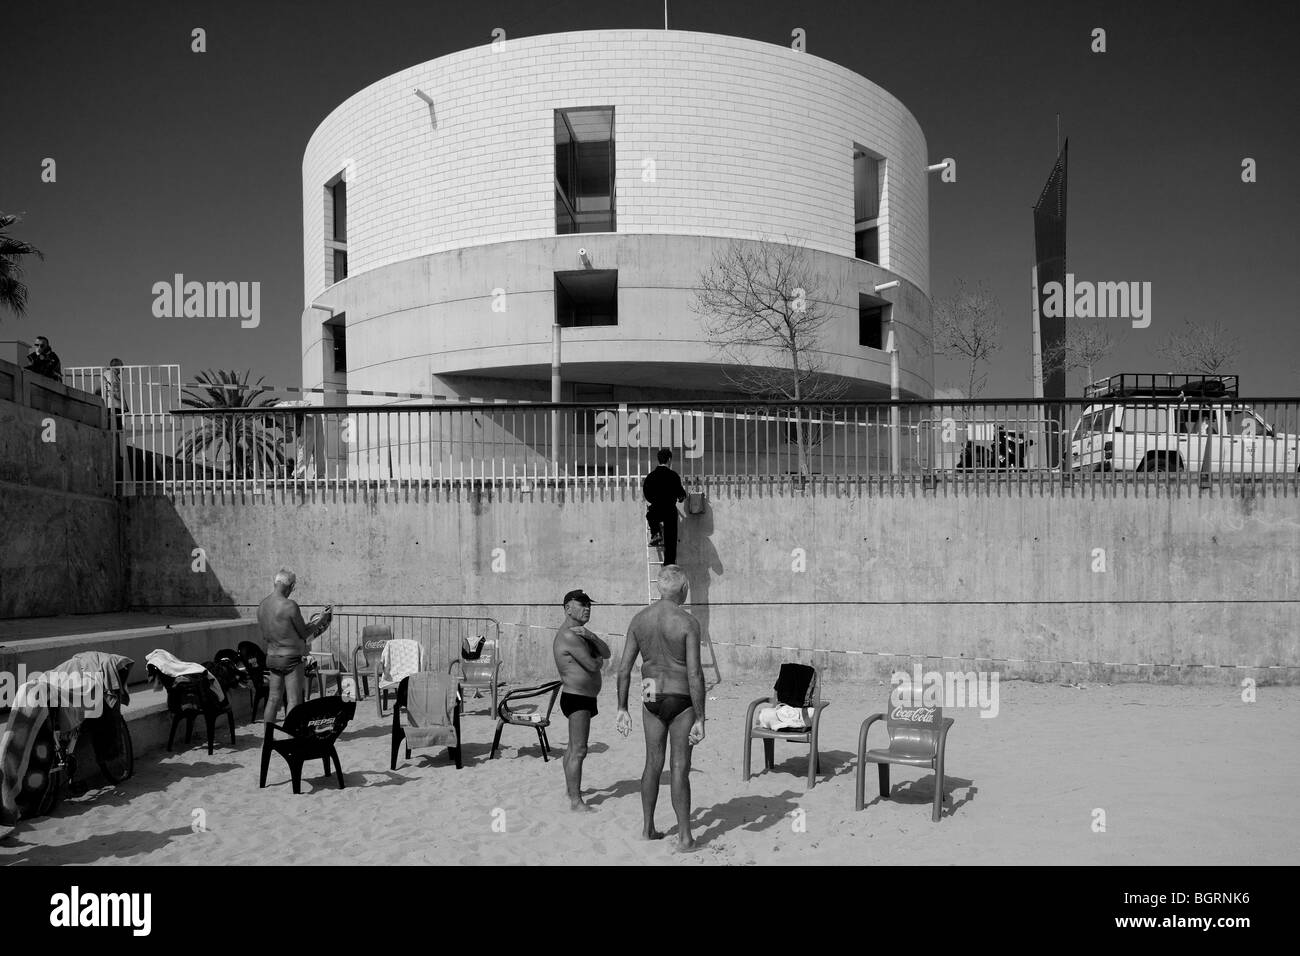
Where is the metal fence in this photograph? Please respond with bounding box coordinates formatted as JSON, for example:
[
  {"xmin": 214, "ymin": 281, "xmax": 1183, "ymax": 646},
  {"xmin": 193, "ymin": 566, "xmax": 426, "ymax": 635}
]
[
  {"xmin": 326, "ymin": 613, "xmax": 501, "ymax": 679},
  {"xmin": 100, "ymin": 395, "xmax": 1300, "ymax": 497}
]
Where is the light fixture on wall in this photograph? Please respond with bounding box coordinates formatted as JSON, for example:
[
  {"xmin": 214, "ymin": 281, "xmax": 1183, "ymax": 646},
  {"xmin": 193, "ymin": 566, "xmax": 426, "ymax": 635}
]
[{"xmin": 414, "ymin": 88, "xmax": 437, "ymax": 128}]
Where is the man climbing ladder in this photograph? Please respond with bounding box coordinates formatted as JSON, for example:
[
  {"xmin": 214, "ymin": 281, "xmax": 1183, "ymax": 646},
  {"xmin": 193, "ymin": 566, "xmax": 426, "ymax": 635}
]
[{"xmin": 643, "ymin": 448, "xmax": 687, "ymax": 566}]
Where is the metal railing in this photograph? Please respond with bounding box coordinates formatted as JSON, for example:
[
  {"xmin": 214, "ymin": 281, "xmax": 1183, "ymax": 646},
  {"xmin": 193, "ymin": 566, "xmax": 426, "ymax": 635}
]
[
  {"xmin": 109, "ymin": 397, "xmax": 1300, "ymax": 497},
  {"xmin": 326, "ymin": 613, "xmax": 501, "ymax": 679}
]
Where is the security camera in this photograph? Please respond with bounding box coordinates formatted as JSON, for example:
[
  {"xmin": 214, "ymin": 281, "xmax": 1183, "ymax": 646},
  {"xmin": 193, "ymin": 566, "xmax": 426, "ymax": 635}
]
[{"xmin": 579, "ymin": 248, "xmax": 592, "ymax": 268}]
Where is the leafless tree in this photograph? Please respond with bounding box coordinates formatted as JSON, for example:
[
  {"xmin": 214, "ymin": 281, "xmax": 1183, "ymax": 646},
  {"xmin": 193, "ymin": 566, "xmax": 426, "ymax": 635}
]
[
  {"xmin": 693, "ymin": 238, "xmax": 845, "ymax": 476},
  {"xmin": 1156, "ymin": 319, "xmax": 1241, "ymax": 374},
  {"xmin": 932, "ymin": 279, "xmax": 1004, "ymax": 399},
  {"xmin": 1043, "ymin": 322, "xmax": 1118, "ymax": 388}
]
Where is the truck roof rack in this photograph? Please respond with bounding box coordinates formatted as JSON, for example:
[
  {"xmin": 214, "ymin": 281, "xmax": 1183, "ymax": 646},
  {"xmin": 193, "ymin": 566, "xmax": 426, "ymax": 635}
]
[{"xmin": 1083, "ymin": 373, "xmax": 1239, "ymax": 400}]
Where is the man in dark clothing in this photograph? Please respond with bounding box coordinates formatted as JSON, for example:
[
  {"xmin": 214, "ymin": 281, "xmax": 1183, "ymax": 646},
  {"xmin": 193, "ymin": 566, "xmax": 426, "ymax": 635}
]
[
  {"xmin": 643, "ymin": 449, "xmax": 687, "ymax": 565},
  {"xmin": 24, "ymin": 336, "xmax": 62, "ymax": 381}
]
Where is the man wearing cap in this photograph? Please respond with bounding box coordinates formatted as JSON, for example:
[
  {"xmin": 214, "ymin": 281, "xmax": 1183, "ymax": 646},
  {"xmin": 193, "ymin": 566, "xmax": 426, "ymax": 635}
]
[{"xmin": 552, "ymin": 590, "xmax": 611, "ymax": 811}]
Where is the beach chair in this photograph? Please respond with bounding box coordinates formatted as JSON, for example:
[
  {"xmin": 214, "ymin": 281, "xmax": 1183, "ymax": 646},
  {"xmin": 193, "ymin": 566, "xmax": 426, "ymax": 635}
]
[
  {"xmin": 305, "ymin": 649, "xmax": 344, "ymax": 699},
  {"xmin": 237, "ymin": 641, "xmax": 271, "ymax": 718},
  {"xmin": 370, "ymin": 639, "xmax": 423, "ymax": 719},
  {"xmin": 448, "ymin": 634, "xmax": 502, "ymax": 716},
  {"xmin": 855, "ymin": 699, "xmax": 954, "ymax": 822},
  {"xmin": 351, "ymin": 625, "xmax": 393, "ymax": 704},
  {"xmin": 259, "ymin": 696, "xmax": 356, "ymax": 794},
  {"xmin": 391, "ymin": 674, "xmax": 463, "ymax": 770},
  {"xmin": 490, "ymin": 681, "xmax": 562, "ymax": 761},
  {"xmin": 150, "ymin": 664, "xmax": 237, "ymax": 756},
  {"xmin": 742, "ymin": 663, "xmax": 830, "ymax": 789}
]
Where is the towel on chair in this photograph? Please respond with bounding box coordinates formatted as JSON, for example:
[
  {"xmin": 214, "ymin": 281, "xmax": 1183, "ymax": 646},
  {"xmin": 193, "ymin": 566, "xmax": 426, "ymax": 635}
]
[
  {"xmin": 756, "ymin": 704, "xmax": 809, "ymax": 731},
  {"xmin": 379, "ymin": 640, "xmax": 422, "ymax": 689},
  {"xmin": 401, "ymin": 673, "xmax": 459, "ymax": 751},
  {"xmin": 145, "ymin": 649, "xmax": 226, "ymax": 703}
]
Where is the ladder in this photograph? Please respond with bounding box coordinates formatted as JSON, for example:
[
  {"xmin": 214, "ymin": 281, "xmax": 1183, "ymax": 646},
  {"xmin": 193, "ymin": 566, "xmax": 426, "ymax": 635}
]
[
  {"xmin": 642, "ymin": 517, "xmax": 723, "ymax": 687},
  {"xmin": 646, "ymin": 522, "xmax": 663, "ymax": 603}
]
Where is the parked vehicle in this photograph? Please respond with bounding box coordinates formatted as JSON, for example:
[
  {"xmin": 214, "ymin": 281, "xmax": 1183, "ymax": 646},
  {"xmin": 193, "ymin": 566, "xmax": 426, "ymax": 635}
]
[
  {"xmin": 1070, "ymin": 373, "xmax": 1300, "ymax": 473},
  {"xmin": 956, "ymin": 426, "xmax": 1036, "ymax": 471}
]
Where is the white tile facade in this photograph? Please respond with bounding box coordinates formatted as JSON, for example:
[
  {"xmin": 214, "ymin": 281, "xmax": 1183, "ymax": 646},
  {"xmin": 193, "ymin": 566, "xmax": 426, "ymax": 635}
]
[{"xmin": 302, "ymin": 30, "xmax": 930, "ymax": 305}]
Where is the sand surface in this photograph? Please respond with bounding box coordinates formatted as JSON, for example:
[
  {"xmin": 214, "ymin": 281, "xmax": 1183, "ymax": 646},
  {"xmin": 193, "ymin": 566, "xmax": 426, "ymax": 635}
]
[{"xmin": 2, "ymin": 679, "xmax": 1295, "ymax": 866}]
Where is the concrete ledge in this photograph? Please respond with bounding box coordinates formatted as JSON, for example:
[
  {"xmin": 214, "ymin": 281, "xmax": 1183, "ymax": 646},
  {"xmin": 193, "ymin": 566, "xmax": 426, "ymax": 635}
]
[{"xmin": 0, "ymin": 619, "xmax": 261, "ymax": 688}]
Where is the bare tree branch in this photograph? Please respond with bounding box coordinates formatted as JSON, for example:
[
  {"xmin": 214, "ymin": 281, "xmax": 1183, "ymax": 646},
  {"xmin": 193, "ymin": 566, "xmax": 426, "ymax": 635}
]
[
  {"xmin": 1155, "ymin": 320, "xmax": 1241, "ymax": 374},
  {"xmin": 932, "ymin": 279, "xmax": 1004, "ymax": 398},
  {"xmin": 1043, "ymin": 321, "xmax": 1118, "ymax": 387},
  {"xmin": 692, "ymin": 238, "xmax": 847, "ymax": 475}
]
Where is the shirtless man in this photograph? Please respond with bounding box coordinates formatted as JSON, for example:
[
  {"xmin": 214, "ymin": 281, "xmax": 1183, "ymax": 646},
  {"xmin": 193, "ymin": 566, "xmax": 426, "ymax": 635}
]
[
  {"xmin": 552, "ymin": 590, "xmax": 611, "ymax": 811},
  {"xmin": 256, "ymin": 568, "xmax": 331, "ymax": 722},
  {"xmin": 616, "ymin": 565, "xmax": 705, "ymax": 850}
]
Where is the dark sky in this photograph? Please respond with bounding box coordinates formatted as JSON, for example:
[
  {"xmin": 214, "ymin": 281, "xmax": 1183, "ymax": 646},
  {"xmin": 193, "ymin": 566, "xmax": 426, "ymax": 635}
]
[{"xmin": 3, "ymin": 0, "xmax": 1297, "ymax": 396}]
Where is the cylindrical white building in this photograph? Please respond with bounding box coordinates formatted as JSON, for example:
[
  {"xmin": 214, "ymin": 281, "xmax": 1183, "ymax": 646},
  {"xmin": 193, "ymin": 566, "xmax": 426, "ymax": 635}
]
[{"xmin": 302, "ymin": 29, "xmax": 934, "ymax": 405}]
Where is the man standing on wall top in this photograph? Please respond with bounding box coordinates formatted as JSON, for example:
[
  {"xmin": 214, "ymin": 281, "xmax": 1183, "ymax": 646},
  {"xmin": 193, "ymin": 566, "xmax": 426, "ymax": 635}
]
[{"xmin": 643, "ymin": 448, "xmax": 687, "ymax": 565}]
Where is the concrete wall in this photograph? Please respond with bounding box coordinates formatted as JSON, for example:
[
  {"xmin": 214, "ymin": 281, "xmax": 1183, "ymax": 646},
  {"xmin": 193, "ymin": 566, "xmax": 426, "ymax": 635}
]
[
  {"xmin": 0, "ymin": 360, "xmax": 124, "ymax": 618},
  {"xmin": 308, "ymin": 235, "xmax": 934, "ymax": 401},
  {"xmin": 123, "ymin": 487, "xmax": 1300, "ymax": 685}
]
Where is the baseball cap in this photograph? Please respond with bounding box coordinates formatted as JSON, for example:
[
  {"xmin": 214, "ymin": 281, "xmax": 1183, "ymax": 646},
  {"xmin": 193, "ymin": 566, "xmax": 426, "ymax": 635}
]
[{"xmin": 562, "ymin": 589, "xmax": 594, "ymax": 607}]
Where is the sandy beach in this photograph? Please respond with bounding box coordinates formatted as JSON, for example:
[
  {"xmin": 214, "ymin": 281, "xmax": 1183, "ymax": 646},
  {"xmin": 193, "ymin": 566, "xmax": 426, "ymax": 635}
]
[{"xmin": 1, "ymin": 678, "xmax": 1294, "ymax": 866}]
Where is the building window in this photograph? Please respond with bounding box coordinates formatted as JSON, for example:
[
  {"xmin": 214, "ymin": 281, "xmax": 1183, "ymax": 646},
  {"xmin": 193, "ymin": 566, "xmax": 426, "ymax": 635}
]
[
  {"xmin": 854, "ymin": 147, "xmax": 882, "ymax": 264},
  {"xmin": 556, "ymin": 107, "xmax": 615, "ymax": 234},
  {"xmin": 555, "ymin": 270, "xmax": 617, "ymax": 327},
  {"xmin": 331, "ymin": 324, "xmax": 347, "ymax": 373},
  {"xmin": 858, "ymin": 294, "xmax": 889, "ymax": 349},
  {"xmin": 331, "ymin": 181, "xmax": 347, "ymax": 242},
  {"xmin": 326, "ymin": 173, "xmax": 348, "ymax": 284}
]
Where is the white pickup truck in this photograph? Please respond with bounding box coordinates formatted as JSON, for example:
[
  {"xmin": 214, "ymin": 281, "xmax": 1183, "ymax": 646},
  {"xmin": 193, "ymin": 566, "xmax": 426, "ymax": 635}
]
[{"xmin": 1069, "ymin": 373, "xmax": 1300, "ymax": 473}]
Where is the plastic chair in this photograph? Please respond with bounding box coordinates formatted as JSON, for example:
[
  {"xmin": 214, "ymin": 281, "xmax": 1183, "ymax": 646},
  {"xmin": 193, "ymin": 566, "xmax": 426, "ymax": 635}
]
[
  {"xmin": 855, "ymin": 700, "xmax": 954, "ymax": 822},
  {"xmin": 448, "ymin": 635, "xmax": 501, "ymax": 716},
  {"xmin": 149, "ymin": 664, "xmax": 237, "ymax": 756},
  {"xmin": 305, "ymin": 650, "xmax": 344, "ymax": 699},
  {"xmin": 372, "ymin": 639, "xmax": 423, "ymax": 718},
  {"xmin": 391, "ymin": 674, "xmax": 463, "ymax": 770},
  {"xmin": 742, "ymin": 663, "xmax": 830, "ymax": 789},
  {"xmin": 351, "ymin": 625, "xmax": 393, "ymax": 703},
  {"xmin": 490, "ymin": 681, "xmax": 562, "ymax": 761},
  {"xmin": 259, "ymin": 696, "xmax": 356, "ymax": 794},
  {"xmin": 237, "ymin": 641, "xmax": 270, "ymax": 718}
]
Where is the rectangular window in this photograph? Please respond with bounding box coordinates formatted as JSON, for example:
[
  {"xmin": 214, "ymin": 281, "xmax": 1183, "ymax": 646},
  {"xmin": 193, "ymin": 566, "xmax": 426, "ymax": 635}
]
[
  {"xmin": 331, "ymin": 181, "xmax": 347, "ymax": 242},
  {"xmin": 556, "ymin": 107, "xmax": 615, "ymax": 234},
  {"xmin": 555, "ymin": 270, "xmax": 617, "ymax": 327},
  {"xmin": 1121, "ymin": 406, "xmax": 1168, "ymax": 434},
  {"xmin": 326, "ymin": 173, "xmax": 348, "ymax": 285},
  {"xmin": 858, "ymin": 294, "xmax": 889, "ymax": 349},
  {"xmin": 331, "ymin": 324, "xmax": 346, "ymax": 373},
  {"xmin": 854, "ymin": 147, "xmax": 882, "ymax": 264}
]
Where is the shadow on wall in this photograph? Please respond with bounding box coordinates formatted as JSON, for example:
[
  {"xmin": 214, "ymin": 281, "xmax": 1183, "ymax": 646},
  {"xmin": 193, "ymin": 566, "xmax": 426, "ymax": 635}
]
[
  {"xmin": 682, "ymin": 497, "xmax": 723, "ymax": 678},
  {"xmin": 123, "ymin": 498, "xmax": 240, "ymax": 618}
]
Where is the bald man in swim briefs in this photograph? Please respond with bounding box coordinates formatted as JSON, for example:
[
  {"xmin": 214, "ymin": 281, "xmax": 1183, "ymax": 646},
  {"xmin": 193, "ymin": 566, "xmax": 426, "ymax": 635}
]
[
  {"xmin": 617, "ymin": 564, "xmax": 705, "ymax": 851},
  {"xmin": 257, "ymin": 568, "xmax": 331, "ymax": 722}
]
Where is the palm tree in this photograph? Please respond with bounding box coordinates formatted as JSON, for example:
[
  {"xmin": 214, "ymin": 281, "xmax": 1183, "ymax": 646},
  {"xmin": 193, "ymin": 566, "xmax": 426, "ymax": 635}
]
[
  {"xmin": 177, "ymin": 369, "xmax": 287, "ymax": 478},
  {"xmin": 0, "ymin": 212, "xmax": 45, "ymax": 319}
]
